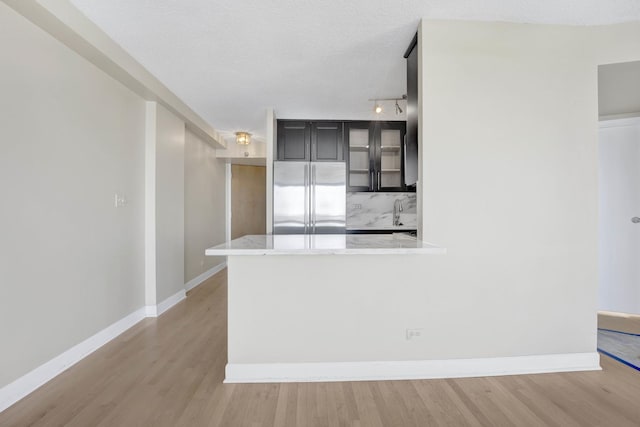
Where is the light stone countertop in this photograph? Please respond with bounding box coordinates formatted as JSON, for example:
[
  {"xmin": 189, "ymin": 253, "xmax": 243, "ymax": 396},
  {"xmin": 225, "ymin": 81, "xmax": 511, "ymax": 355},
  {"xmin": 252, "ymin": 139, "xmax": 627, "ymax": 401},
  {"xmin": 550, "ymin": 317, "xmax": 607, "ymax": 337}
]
[
  {"xmin": 205, "ymin": 234, "xmax": 446, "ymax": 256},
  {"xmin": 346, "ymin": 226, "xmax": 417, "ymax": 231}
]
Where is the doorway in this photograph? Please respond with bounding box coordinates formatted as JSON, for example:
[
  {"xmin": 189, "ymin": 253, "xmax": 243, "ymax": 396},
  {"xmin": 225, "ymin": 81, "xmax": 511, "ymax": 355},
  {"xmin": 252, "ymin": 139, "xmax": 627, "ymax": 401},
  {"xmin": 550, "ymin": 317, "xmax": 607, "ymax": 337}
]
[
  {"xmin": 230, "ymin": 164, "xmax": 266, "ymax": 239},
  {"xmin": 598, "ymin": 119, "xmax": 640, "ymax": 316},
  {"xmin": 596, "ymin": 61, "xmax": 640, "ymax": 369}
]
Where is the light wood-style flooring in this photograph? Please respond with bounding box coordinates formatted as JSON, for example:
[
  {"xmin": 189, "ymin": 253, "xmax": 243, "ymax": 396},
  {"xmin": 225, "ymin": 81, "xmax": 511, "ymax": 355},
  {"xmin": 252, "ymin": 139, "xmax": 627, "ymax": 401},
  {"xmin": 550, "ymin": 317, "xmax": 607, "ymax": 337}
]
[
  {"xmin": 2, "ymin": 270, "xmax": 640, "ymax": 426},
  {"xmin": 598, "ymin": 311, "xmax": 640, "ymax": 335}
]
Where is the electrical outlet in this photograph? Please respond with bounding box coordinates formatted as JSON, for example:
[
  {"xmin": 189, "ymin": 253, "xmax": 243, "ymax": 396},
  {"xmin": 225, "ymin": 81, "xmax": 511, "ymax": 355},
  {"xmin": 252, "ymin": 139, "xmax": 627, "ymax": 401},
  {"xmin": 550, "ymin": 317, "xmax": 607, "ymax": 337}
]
[
  {"xmin": 406, "ymin": 328, "xmax": 424, "ymax": 341},
  {"xmin": 353, "ymin": 204, "xmax": 362, "ymax": 210},
  {"xmin": 114, "ymin": 194, "xmax": 128, "ymax": 208}
]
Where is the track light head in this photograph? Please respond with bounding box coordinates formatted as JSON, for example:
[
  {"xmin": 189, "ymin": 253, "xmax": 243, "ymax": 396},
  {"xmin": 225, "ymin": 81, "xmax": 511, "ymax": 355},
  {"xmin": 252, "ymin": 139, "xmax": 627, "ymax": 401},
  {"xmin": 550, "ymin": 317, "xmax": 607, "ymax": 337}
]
[{"xmin": 395, "ymin": 100, "xmax": 403, "ymax": 115}]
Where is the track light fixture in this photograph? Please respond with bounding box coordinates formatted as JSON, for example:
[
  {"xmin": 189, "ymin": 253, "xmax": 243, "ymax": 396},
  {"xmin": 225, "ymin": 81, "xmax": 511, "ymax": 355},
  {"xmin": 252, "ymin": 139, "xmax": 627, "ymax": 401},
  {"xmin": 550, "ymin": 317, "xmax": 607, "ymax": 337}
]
[
  {"xmin": 395, "ymin": 100, "xmax": 403, "ymax": 115},
  {"xmin": 369, "ymin": 95, "xmax": 407, "ymax": 116}
]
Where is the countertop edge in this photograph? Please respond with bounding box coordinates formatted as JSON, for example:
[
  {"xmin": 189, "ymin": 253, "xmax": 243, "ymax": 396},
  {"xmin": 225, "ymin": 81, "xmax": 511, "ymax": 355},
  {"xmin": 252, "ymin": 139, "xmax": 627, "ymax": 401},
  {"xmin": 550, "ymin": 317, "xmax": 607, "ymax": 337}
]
[
  {"xmin": 205, "ymin": 248, "xmax": 447, "ymax": 256},
  {"xmin": 346, "ymin": 227, "xmax": 418, "ymax": 231}
]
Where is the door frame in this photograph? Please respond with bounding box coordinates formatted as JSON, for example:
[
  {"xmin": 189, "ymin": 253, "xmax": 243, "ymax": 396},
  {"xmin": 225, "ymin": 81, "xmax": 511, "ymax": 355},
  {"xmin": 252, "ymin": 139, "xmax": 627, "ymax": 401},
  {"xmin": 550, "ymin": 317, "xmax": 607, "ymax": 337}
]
[{"xmin": 225, "ymin": 163, "xmax": 232, "ymax": 242}]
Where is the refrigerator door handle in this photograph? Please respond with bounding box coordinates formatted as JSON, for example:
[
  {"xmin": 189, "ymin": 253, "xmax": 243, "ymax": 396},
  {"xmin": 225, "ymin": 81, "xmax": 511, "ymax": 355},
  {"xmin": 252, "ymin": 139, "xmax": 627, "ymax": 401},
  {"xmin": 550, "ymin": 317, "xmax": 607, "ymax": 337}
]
[
  {"xmin": 303, "ymin": 164, "xmax": 309, "ymax": 234},
  {"xmin": 311, "ymin": 164, "xmax": 317, "ymax": 233},
  {"xmin": 403, "ymin": 135, "xmax": 407, "ymax": 184}
]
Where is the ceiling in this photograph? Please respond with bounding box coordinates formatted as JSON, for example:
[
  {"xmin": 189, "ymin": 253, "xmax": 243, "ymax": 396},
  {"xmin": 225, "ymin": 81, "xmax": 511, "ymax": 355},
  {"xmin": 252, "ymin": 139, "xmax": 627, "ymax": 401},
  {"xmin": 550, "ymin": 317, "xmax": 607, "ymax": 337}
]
[
  {"xmin": 599, "ymin": 60, "xmax": 640, "ymax": 118},
  {"xmin": 69, "ymin": 0, "xmax": 640, "ymax": 144}
]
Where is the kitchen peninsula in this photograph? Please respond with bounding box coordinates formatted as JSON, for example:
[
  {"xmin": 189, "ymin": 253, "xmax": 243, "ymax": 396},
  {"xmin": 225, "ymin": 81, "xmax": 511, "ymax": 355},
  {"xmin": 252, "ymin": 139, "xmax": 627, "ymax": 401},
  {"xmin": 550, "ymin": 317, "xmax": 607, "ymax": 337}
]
[
  {"xmin": 206, "ymin": 233, "xmax": 447, "ymax": 382},
  {"xmin": 207, "ymin": 233, "xmax": 600, "ymax": 383}
]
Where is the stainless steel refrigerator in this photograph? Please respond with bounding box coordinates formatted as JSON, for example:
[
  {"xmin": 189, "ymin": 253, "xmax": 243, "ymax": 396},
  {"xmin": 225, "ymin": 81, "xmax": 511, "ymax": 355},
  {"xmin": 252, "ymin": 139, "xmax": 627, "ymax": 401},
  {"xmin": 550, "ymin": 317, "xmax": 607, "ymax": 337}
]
[{"xmin": 273, "ymin": 161, "xmax": 346, "ymax": 234}]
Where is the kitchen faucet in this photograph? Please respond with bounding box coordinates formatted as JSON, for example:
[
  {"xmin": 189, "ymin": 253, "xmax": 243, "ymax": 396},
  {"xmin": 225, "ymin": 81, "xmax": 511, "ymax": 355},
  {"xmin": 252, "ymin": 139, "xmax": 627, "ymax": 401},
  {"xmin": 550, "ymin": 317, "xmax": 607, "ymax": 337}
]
[{"xmin": 393, "ymin": 199, "xmax": 404, "ymax": 226}]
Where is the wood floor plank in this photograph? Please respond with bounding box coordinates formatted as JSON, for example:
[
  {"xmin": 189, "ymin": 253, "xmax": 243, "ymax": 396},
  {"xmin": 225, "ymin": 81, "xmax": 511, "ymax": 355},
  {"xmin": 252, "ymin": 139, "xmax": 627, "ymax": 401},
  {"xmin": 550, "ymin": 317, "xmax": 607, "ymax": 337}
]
[
  {"xmin": 368, "ymin": 381, "xmax": 415, "ymax": 427},
  {"xmin": 2, "ymin": 269, "xmax": 640, "ymax": 426},
  {"xmin": 412, "ymin": 378, "xmax": 482, "ymax": 427},
  {"xmin": 501, "ymin": 376, "xmax": 581, "ymax": 427},
  {"xmin": 447, "ymin": 377, "xmax": 516, "ymax": 427},
  {"xmin": 598, "ymin": 312, "xmax": 640, "ymax": 334},
  {"xmin": 482, "ymin": 376, "xmax": 549, "ymax": 426}
]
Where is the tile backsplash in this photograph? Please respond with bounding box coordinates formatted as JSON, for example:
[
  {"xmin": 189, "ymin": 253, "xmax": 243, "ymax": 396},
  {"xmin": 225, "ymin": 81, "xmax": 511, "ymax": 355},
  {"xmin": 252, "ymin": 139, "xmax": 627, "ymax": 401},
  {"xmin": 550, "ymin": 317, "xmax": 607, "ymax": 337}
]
[{"xmin": 347, "ymin": 192, "xmax": 417, "ymax": 229}]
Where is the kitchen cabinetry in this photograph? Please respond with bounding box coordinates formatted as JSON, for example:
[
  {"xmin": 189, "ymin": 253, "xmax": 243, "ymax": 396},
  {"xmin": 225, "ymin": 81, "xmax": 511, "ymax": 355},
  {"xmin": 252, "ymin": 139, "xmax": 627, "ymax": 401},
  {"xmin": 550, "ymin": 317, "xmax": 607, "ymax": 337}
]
[
  {"xmin": 311, "ymin": 122, "xmax": 343, "ymax": 161},
  {"xmin": 277, "ymin": 121, "xmax": 310, "ymax": 161},
  {"xmin": 404, "ymin": 32, "xmax": 419, "ymax": 187},
  {"xmin": 277, "ymin": 120, "xmax": 343, "ymax": 162},
  {"xmin": 344, "ymin": 121, "xmax": 373, "ymax": 191},
  {"xmin": 277, "ymin": 119, "xmax": 410, "ymax": 191},
  {"xmin": 346, "ymin": 121, "xmax": 408, "ymax": 192}
]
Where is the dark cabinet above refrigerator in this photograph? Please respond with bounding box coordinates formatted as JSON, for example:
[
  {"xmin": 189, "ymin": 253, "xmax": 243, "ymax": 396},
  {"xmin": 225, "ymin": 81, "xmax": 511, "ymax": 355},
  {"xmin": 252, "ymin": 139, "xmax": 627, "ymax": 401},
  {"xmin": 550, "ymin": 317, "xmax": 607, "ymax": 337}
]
[
  {"xmin": 277, "ymin": 120, "xmax": 343, "ymax": 162},
  {"xmin": 277, "ymin": 121, "xmax": 310, "ymax": 161},
  {"xmin": 276, "ymin": 119, "xmax": 414, "ymax": 193}
]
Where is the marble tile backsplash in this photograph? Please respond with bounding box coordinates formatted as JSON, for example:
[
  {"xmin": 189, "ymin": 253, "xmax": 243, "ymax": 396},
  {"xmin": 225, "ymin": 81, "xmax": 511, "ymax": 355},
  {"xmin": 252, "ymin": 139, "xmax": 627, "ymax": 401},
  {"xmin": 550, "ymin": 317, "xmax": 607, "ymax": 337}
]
[{"xmin": 347, "ymin": 192, "xmax": 417, "ymax": 229}]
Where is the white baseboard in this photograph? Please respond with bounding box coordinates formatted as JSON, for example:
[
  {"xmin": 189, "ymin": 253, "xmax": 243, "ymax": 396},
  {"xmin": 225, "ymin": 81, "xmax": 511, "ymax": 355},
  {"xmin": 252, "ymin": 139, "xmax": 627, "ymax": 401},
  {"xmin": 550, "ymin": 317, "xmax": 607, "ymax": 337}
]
[
  {"xmin": 0, "ymin": 307, "xmax": 147, "ymax": 413},
  {"xmin": 145, "ymin": 289, "xmax": 186, "ymax": 317},
  {"xmin": 185, "ymin": 262, "xmax": 226, "ymax": 292},
  {"xmin": 1, "ymin": 284, "xmax": 197, "ymax": 413},
  {"xmin": 599, "ymin": 114, "xmax": 640, "ymax": 125},
  {"xmin": 598, "ymin": 310, "xmax": 640, "ymax": 318},
  {"xmin": 224, "ymin": 352, "xmax": 601, "ymax": 383}
]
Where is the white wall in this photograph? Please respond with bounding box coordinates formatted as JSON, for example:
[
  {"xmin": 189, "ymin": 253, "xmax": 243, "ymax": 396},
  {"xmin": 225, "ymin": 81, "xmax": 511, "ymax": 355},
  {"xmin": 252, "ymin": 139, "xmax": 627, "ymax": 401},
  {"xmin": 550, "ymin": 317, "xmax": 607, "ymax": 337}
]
[
  {"xmin": 229, "ymin": 255, "xmax": 600, "ymax": 363},
  {"xmin": 417, "ymin": 21, "xmax": 640, "ymax": 359},
  {"xmin": 184, "ymin": 129, "xmax": 226, "ymax": 282},
  {"xmin": 0, "ymin": 2, "xmax": 145, "ymax": 387}
]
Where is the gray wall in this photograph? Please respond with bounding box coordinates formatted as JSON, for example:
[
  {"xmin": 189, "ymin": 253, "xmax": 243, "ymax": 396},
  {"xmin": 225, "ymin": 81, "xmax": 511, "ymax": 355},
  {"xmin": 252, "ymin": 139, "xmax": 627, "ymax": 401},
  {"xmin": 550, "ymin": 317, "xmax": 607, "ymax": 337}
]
[
  {"xmin": 0, "ymin": 2, "xmax": 146, "ymax": 387},
  {"xmin": 0, "ymin": 2, "xmax": 226, "ymax": 389},
  {"xmin": 153, "ymin": 104, "xmax": 186, "ymax": 303},
  {"xmin": 184, "ymin": 129, "xmax": 226, "ymax": 283}
]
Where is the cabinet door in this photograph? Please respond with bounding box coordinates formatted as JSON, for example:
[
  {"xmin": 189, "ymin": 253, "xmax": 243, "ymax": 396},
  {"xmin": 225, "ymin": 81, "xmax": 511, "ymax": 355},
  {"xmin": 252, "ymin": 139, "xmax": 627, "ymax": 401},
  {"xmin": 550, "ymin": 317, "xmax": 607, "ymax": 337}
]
[
  {"xmin": 345, "ymin": 122, "xmax": 374, "ymax": 191},
  {"xmin": 311, "ymin": 122, "xmax": 343, "ymax": 162},
  {"xmin": 375, "ymin": 121, "xmax": 406, "ymax": 192},
  {"xmin": 277, "ymin": 121, "xmax": 310, "ymax": 161},
  {"xmin": 405, "ymin": 35, "xmax": 419, "ymax": 188}
]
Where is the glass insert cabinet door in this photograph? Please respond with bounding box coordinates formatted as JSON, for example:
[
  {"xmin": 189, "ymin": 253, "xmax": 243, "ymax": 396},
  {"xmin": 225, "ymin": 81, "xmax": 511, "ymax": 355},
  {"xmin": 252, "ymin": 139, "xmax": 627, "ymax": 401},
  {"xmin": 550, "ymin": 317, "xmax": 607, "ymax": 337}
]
[
  {"xmin": 346, "ymin": 122, "xmax": 373, "ymax": 191},
  {"xmin": 378, "ymin": 122, "xmax": 405, "ymax": 190}
]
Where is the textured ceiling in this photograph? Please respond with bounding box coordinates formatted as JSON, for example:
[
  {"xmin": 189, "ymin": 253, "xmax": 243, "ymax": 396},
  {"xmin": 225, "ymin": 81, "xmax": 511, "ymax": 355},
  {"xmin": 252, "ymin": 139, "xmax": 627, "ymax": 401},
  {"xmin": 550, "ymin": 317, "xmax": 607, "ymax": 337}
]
[{"xmin": 69, "ymin": 0, "xmax": 640, "ymax": 143}]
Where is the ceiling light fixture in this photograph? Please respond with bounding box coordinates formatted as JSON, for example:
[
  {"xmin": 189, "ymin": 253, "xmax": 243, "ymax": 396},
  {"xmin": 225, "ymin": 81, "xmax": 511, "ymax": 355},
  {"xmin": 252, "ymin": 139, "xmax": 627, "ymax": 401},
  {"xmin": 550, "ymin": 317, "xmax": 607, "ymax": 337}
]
[
  {"xmin": 374, "ymin": 103, "xmax": 383, "ymax": 114},
  {"xmin": 235, "ymin": 131, "xmax": 251, "ymax": 145}
]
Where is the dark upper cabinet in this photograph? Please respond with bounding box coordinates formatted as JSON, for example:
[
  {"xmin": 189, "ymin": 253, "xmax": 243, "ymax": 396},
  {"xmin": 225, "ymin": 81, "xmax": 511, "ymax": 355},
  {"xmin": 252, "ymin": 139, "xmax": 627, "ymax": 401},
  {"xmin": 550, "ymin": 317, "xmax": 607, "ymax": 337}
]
[
  {"xmin": 346, "ymin": 121, "xmax": 409, "ymax": 192},
  {"xmin": 404, "ymin": 32, "xmax": 419, "ymax": 188},
  {"xmin": 278, "ymin": 119, "xmax": 411, "ymax": 192},
  {"xmin": 277, "ymin": 121, "xmax": 310, "ymax": 161},
  {"xmin": 277, "ymin": 121, "xmax": 343, "ymax": 162},
  {"xmin": 311, "ymin": 122, "xmax": 343, "ymax": 162}
]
